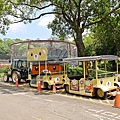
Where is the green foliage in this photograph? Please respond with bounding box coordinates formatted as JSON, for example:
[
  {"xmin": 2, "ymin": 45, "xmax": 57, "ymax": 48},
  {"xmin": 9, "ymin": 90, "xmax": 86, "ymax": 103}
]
[
  {"xmin": 92, "ymin": 14, "xmax": 120, "ymax": 55},
  {"xmin": 83, "ymin": 33, "xmax": 96, "ymax": 56},
  {"xmin": 0, "ymin": 0, "xmax": 120, "ymax": 56},
  {"xmin": 0, "ymin": 73, "xmax": 4, "ymax": 77},
  {"xmin": 0, "ymin": 38, "xmax": 14, "ymax": 55},
  {"xmin": 68, "ymin": 67, "xmax": 83, "ymax": 76},
  {"xmin": 0, "ymin": 66, "xmax": 9, "ymax": 74},
  {"xmin": 2, "ymin": 66, "xmax": 10, "ymax": 73}
]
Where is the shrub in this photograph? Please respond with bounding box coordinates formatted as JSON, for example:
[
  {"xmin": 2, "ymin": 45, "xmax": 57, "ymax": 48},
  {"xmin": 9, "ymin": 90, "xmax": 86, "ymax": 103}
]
[{"xmin": 2, "ymin": 66, "xmax": 9, "ymax": 73}]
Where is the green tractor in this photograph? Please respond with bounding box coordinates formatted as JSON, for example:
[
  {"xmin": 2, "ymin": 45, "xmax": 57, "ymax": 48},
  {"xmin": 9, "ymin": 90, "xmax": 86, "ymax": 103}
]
[{"xmin": 3, "ymin": 59, "xmax": 28, "ymax": 83}]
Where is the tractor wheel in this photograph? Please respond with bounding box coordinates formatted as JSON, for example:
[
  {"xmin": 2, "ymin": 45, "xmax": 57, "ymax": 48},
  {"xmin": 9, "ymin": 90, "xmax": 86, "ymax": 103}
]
[
  {"xmin": 97, "ymin": 88, "xmax": 107, "ymax": 99},
  {"xmin": 3, "ymin": 74, "xmax": 9, "ymax": 82},
  {"xmin": 47, "ymin": 84, "xmax": 52, "ymax": 90},
  {"xmin": 29, "ymin": 79, "xmax": 37, "ymax": 88},
  {"xmin": 12, "ymin": 71, "xmax": 21, "ymax": 84}
]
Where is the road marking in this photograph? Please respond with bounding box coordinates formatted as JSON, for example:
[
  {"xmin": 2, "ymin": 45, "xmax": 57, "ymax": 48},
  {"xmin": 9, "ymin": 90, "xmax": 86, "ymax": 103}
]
[
  {"xmin": 86, "ymin": 108, "xmax": 119, "ymax": 120},
  {"xmin": 114, "ymin": 115, "xmax": 120, "ymax": 119},
  {"xmin": 79, "ymin": 96, "xmax": 83, "ymax": 99},
  {"xmin": 88, "ymin": 109, "xmax": 104, "ymax": 113},
  {"xmin": 44, "ymin": 99, "xmax": 53, "ymax": 102},
  {"xmin": 105, "ymin": 99, "xmax": 111, "ymax": 104},
  {"xmin": 24, "ymin": 94, "xmax": 38, "ymax": 99},
  {"xmin": 89, "ymin": 98, "xmax": 93, "ymax": 101},
  {"xmin": 2, "ymin": 89, "xmax": 13, "ymax": 93},
  {"xmin": 101, "ymin": 112, "xmax": 118, "ymax": 117},
  {"xmin": 56, "ymin": 93, "xmax": 113, "ymax": 106},
  {"xmin": 99, "ymin": 99, "xmax": 103, "ymax": 104},
  {"xmin": 32, "ymin": 116, "xmax": 42, "ymax": 120},
  {"xmin": 2, "ymin": 89, "xmax": 27, "ymax": 96},
  {"xmin": 73, "ymin": 95, "xmax": 76, "ymax": 98},
  {"xmin": 13, "ymin": 92, "xmax": 27, "ymax": 95},
  {"xmin": 1, "ymin": 82, "xmax": 114, "ymax": 106}
]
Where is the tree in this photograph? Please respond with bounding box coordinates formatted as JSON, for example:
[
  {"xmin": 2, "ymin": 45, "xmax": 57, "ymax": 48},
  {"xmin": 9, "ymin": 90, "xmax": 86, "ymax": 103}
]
[
  {"xmin": 1, "ymin": 0, "xmax": 120, "ymax": 56},
  {"xmin": 92, "ymin": 15, "xmax": 120, "ymax": 56},
  {"xmin": 83, "ymin": 33, "xmax": 96, "ymax": 56}
]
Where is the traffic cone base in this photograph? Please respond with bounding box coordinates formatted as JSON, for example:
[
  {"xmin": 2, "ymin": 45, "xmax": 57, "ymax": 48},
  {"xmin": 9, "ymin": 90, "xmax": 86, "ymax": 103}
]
[
  {"xmin": 52, "ymin": 83, "xmax": 56, "ymax": 93},
  {"xmin": 114, "ymin": 92, "xmax": 120, "ymax": 108},
  {"xmin": 16, "ymin": 79, "xmax": 18, "ymax": 87},
  {"xmin": 37, "ymin": 81, "xmax": 42, "ymax": 92}
]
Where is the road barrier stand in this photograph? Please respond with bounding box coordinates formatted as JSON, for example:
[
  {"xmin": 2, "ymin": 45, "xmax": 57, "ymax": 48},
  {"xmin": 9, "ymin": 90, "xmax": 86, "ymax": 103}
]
[
  {"xmin": 52, "ymin": 82, "xmax": 56, "ymax": 93},
  {"xmin": 37, "ymin": 81, "xmax": 42, "ymax": 92},
  {"xmin": 114, "ymin": 88, "xmax": 120, "ymax": 108}
]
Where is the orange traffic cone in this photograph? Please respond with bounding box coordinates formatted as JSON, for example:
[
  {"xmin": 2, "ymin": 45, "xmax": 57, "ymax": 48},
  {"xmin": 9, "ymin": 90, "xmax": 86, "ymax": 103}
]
[
  {"xmin": 37, "ymin": 81, "xmax": 42, "ymax": 92},
  {"xmin": 52, "ymin": 82, "xmax": 56, "ymax": 93},
  {"xmin": 114, "ymin": 88, "xmax": 120, "ymax": 108},
  {"xmin": 16, "ymin": 78, "xmax": 18, "ymax": 87}
]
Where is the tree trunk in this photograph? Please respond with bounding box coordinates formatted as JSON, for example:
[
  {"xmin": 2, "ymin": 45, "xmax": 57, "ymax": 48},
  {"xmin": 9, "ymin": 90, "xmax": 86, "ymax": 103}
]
[{"xmin": 75, "ymin": 29, "xmax": 85, "ymax": 57}]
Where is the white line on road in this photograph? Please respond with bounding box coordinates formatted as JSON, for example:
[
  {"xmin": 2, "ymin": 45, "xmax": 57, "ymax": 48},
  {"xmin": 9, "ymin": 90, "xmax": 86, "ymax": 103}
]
[
  {"xmin": 43, "ymin": 99, "xmax": 53, "ymax": 102},
  {"xmin": 2, "ymin": 89, "xmax": 13, "ymax": 94},
  {"xmin": 32, "ymin": 116, "xmax": 42, "ymax": 120},
  {"xmin": 86, "ymin": 108, "xmax": 120, "ymax": 120},
  {"xmin": 13, "ymin": 92, "xmax": 27, "ymax": 95},
  {"xmin": 2, "ymin": 89, "xmax": 27, "ymax": 96}
]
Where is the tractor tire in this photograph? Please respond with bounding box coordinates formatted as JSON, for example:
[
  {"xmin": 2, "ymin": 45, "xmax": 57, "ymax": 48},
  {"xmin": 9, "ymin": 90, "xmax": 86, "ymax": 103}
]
[
  {"xmin": 12, "ymin": 71, "xmax": 21, "ymax": 84},
  {"xmin": 3, "ymin": 73, "xmax": 9, "ymax": 82}
]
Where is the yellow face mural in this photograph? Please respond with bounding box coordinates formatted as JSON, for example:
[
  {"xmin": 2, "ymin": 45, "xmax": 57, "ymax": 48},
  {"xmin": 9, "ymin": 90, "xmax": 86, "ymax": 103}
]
[{"xmin": 27, "ymin": 47, "xmax": 48, "ymax": 61}]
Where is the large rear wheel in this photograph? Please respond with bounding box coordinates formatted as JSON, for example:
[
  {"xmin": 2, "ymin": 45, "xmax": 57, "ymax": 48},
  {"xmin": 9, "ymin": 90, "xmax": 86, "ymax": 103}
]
[
  {"xmin": 97, "ymin": 88, "xmax": 107, "ymax": 99},
  {"xmin": 47, "ymin": 84, "xmax": 52, "ymax": 90},
  {"xmin": 12, "ymin": 71, "xmax": 21, "ymax": 84},
  {"xmin": 3, "ymin": 73, "xmax": 9, "ymax": 82},
  {"xmin": 29, "ymin": 79, "xmax": 37, "ymax": 87}
]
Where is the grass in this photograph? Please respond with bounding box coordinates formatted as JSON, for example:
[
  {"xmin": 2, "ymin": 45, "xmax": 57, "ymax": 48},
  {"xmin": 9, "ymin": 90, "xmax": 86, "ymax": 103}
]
[{"xmin": 0, "ymin": 73, "xmax": 4, "ymax": 77}]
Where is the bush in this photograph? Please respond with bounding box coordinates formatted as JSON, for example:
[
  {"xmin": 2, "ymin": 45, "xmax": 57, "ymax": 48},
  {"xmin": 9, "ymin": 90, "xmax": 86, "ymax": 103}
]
[
  {"xmin": 68, "ymin": 67, "xmax": 83, "ymax": 75},
  {"xmin": 2, "ymin": 66, "xmax": 9, "ymax": 73},
  {"xmin": 0, "ymin": 73, "xmax": 4, "ymax": 77}
]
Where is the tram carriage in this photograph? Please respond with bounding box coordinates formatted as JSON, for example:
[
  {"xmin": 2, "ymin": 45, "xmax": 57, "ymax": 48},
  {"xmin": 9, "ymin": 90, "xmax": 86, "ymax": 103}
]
[
  {"xmin": 27, "ymin": 47, "xmax": 69, "ymax": 89},
  {"xmin": 63, "ymin": 55, "xmax": 120, "ymax": 99}
]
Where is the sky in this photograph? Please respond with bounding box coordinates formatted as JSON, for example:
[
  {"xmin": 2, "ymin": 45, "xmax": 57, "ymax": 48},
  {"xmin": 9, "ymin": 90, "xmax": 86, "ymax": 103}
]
[{"xmin": 0, "ymin": 7, "xmax": 55, "ymax": 41}]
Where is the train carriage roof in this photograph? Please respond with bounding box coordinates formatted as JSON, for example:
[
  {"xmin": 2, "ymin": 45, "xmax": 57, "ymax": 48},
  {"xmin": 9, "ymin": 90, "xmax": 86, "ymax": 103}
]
[{"xmin": 63, "ymin": 55, "xmax": 119, "ymax": 62}]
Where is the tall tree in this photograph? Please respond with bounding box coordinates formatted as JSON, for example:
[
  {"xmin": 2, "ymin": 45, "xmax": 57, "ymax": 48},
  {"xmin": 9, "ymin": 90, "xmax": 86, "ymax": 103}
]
[
  {"xmin": 0, "ymin": 0, "xmax": 120, "ymax": 56},
  {"xmin": 92, "ymin": 15, "xmax": 120, "ymax": 55}
]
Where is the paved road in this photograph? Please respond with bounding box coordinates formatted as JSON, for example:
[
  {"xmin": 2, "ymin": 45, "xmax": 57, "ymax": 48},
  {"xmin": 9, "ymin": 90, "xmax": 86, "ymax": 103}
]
[{"xmin": 0, "ymin": 80, "xmax": 120, "ymax": 120}]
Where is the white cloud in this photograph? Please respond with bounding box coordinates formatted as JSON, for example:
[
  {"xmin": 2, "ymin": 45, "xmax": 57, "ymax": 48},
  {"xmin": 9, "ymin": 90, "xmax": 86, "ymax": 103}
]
[
  {"xmin": 6, "ymin": 15, "xmax": 26, "ymax": 33},
  {"xmin": 9, "ymin": 22, "xmax": 26, "ymax": 33},
  {"xmin": 38, "ymin": 15, "xmax": 55, "ymax": 27}
]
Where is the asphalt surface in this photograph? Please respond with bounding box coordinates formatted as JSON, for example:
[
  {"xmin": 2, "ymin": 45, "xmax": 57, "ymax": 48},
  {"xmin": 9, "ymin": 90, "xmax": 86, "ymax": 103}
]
[{"xmin": 0, "ymin": 78, "xmax": 120, "ymax": 120}]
